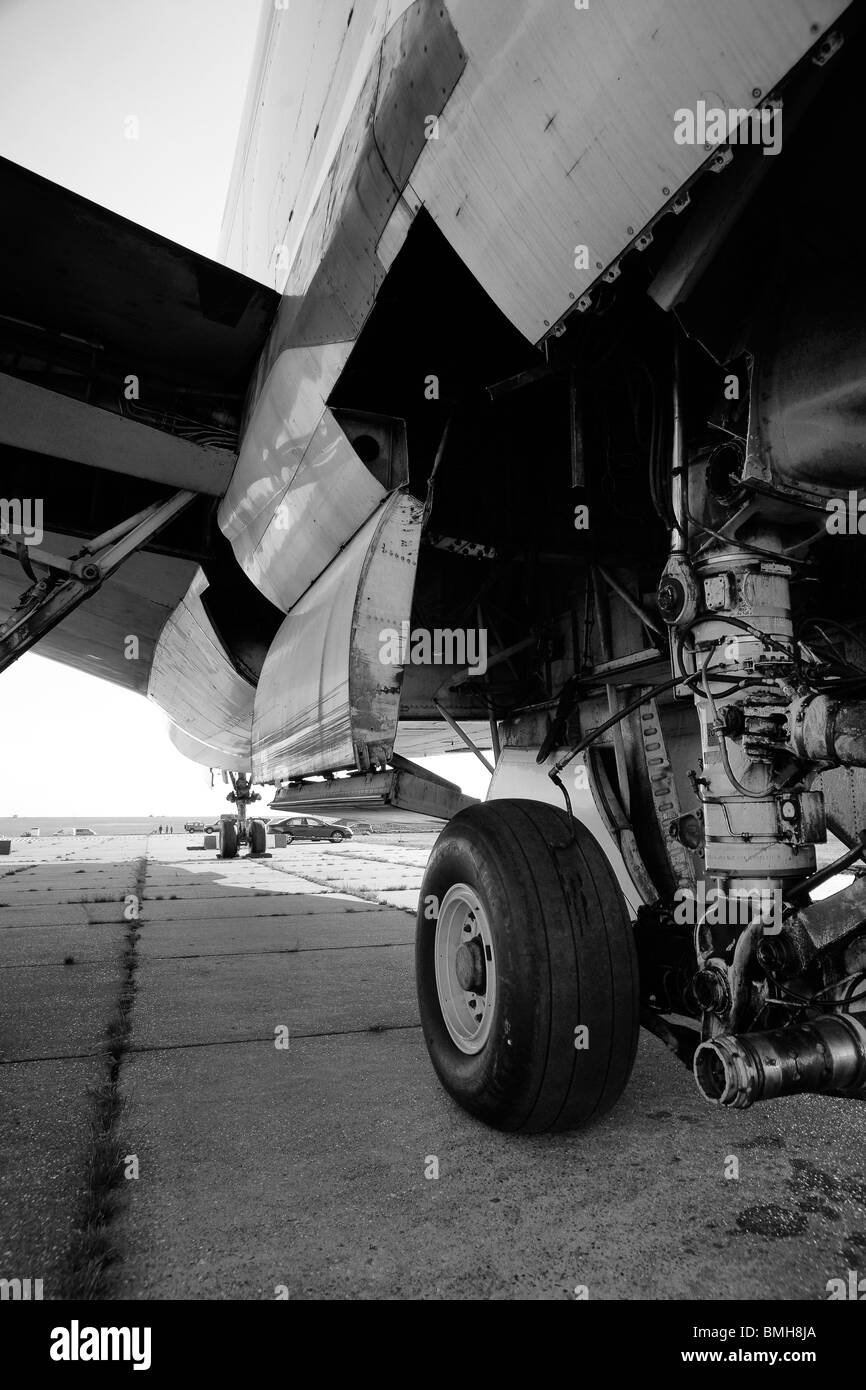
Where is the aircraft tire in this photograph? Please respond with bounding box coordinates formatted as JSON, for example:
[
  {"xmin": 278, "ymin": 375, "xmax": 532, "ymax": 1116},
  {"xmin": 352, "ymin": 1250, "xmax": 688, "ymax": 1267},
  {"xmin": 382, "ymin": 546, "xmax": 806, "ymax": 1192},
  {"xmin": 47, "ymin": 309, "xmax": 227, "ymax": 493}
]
[
  {"xmin": 219, "ymin": 820, "xmax": 238, "ymax": 859},
  {"xmin": 249, "ymin": 820, "xmax": 267, "ymax": 856},
  {"xmin": 415, "ymin": 799, "xmax": 639, "ymax": 1133}
]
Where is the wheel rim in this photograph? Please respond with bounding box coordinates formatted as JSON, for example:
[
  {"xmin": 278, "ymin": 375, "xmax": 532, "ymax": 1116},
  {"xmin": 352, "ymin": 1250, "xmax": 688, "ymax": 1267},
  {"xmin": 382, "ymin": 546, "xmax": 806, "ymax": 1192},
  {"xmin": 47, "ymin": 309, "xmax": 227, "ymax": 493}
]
[{"xmin": 434, "ymin": 883, "xmax": 497, "ymax": 1054}]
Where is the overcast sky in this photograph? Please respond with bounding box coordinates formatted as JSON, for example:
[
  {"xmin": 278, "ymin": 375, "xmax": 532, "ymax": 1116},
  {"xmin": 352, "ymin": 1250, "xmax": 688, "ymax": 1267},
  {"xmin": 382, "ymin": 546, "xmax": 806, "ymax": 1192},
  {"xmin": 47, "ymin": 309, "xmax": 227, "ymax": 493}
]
[{"xmin": 0, "ymin": 0, "xmax": 490, "ymax": 816}]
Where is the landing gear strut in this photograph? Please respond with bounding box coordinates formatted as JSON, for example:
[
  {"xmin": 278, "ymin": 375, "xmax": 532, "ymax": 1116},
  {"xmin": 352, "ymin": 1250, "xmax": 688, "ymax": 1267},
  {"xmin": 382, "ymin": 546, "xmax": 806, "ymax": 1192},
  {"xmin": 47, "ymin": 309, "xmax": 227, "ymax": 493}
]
[{"xmin": 217, "ymin": 772, "xmax": 268, "ymax": 860}]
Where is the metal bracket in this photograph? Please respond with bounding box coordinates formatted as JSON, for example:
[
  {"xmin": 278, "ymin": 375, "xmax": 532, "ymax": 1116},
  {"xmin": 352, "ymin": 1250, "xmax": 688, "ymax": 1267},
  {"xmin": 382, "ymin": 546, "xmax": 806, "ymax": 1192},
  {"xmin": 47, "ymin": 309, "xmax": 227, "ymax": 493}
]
[
  {"xmin": 0, "ymin": 490, "xmax": 195, "ymax": 675},
  {"xmin": 268, "ymin": 753, "xmax": 479, "ymax": 822},
  {"xmin": 433, "ymin": 700, "xmax": 494, "ymax": 773}
]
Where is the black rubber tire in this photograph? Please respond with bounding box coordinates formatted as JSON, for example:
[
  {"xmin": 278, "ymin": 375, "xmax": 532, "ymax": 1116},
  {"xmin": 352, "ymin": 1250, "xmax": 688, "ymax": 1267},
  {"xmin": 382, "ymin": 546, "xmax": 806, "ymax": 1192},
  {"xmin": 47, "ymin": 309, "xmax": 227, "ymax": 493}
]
[
  {"xmin": 218, "ymin": 820, "xmax": 238, "ymax": 859},
  {"xmin": 283, "ymin": 833, "xmax": 293, "ymax": 845},
  {"xmin": 329, "ymin": 830, "xmax": 344, "ymax": 843},
  {"xmin": 249, "ymin": 820, "xmax": 267, "ymax": 856},
  {"xmin": 416, "ymin": 799, "xmax": 640, "ymax": 1134}
]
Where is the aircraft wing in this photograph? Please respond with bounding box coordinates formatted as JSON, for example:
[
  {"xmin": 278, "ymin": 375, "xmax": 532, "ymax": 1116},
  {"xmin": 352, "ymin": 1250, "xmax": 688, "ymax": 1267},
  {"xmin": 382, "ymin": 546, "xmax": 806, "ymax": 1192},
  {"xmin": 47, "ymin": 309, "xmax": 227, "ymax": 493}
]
[
  {"xmin": 0, "ymin": 157, "xmax": 445, "ymax": 778},
  {"xmin": 0, "ymin": 156, "xmax": 279, "ymax": 703}
]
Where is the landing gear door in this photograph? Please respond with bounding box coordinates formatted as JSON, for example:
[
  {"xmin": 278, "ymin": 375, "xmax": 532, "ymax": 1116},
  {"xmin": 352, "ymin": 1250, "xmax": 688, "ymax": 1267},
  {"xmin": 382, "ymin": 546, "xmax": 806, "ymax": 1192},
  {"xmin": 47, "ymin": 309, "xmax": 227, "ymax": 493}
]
[{"xmin": 251, "ymin": 492, "xmax": 423, "ymax": 782}]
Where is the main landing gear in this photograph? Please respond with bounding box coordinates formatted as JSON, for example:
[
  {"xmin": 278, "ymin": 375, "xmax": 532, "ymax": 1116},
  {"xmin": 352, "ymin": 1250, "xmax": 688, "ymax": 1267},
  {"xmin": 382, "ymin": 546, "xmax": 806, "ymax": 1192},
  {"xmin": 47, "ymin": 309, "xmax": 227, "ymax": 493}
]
[{"xmin": 217, "ymin": 772, "xmax": 269, "ymax": 860}]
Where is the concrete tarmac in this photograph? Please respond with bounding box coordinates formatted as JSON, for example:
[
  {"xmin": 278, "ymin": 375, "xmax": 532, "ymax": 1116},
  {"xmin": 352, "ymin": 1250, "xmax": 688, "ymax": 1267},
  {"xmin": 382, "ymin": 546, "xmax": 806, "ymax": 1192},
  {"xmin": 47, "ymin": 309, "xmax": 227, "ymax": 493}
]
[{"xmin": 1, "ymin": 833, "xmax": 865, "ymax": 1300}]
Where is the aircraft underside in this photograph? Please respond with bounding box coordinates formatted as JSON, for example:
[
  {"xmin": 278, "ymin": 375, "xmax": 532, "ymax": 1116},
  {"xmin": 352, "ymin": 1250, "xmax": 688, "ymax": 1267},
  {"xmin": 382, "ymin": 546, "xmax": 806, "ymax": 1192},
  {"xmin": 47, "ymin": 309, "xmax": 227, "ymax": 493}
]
[{"xmin": 2, "ymin": 0, "xmax": 866, "ymax": 1127}]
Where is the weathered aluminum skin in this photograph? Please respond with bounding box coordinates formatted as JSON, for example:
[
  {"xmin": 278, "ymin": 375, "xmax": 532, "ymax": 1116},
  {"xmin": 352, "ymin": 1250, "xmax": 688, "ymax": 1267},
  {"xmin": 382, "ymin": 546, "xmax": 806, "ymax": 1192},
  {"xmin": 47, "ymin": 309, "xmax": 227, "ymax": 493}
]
[
  {"xmin": 147, "ymin": 570, "xmax": 255, "ymax": 764},
  {"xmin": 206, "ymin": 0, "xmax": 847, "ymax": 777},
  {"xmin": 5, "ymin": 2, "xmax": 848, "ymax": 778},
  {"xmin": 221, "ymin": 0, "xmax": 846, "ymax": 340},
  {"xmin": 394, "ymin": 721, "xmax": 493, "ymax": 759},
  {"xmin": 251, "ymin": 492, "xmax": 422, "ymax": 781},
  {"xmin": 408, "ymin": 0, "xmax": 847, "ymax": 342},
  {"xmin": 167, "ymin": 721, "xmax": 247, "ymax": 770},
  {"xmin": 217, "ymin": 347, "xmax": 387, "ymax": 611},
  {"xmin": 217, "ymin": 0, "xmax": 465, "ymax": 618},
  {"xmin": 217, "ymin": 0, "xmax": 846, "ymax": 617}
]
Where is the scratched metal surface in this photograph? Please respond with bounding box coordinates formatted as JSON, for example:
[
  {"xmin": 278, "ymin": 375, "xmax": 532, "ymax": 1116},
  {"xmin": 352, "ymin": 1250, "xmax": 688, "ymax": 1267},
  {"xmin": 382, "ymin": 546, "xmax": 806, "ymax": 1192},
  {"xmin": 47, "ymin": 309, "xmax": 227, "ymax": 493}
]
[
  {"xmin": 211, "ymin": 0, "xmax": 846, "ymax": 768},
  {"xmin": 251, "ymin": 492, "xmax": 422, "ymax": 781},
  {"xmin": 217, "ymin": 351, "xmax": 386, "ymax": 613},
  {"xmin": 410, "ymin": 0, "xmax": 848, "ymax": 342},
  {"xmin": 147, "ymin": 570, "xmax": 255, "ymax": 765},
  {"xmin": 22, "ymin": 0, "xmax": 846, "ymax": 771},
  {"xmin": 217, "ymin": 0, "xmax": 465, "ymax": 614},
  {"xmin": 221, "ymin": 0, "xmax": 846, "ymax": 344}
]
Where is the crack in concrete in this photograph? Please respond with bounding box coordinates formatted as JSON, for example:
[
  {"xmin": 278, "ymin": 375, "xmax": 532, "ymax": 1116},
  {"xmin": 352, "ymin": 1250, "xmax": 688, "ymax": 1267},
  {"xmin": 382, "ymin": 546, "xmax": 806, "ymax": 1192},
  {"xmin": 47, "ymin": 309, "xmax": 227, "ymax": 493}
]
[{"xmin": 57, "ymin": 853, "xmax": 147, "ymax": 1299}]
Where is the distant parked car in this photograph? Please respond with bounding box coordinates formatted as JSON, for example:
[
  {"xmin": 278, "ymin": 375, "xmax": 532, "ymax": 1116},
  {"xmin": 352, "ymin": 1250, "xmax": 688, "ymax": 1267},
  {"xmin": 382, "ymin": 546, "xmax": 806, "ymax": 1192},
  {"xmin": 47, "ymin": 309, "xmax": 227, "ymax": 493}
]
[
  {"xmin": 74, "ymin": 828, "xmax": 95, "ymax": 836},
  {"xmin": 184, "ymin": 821, "xmax": 218, "ymax": 834},
  {"xmin": 270, "ymin": 815, "xmax": 353, "ymax": 843},
  {"xmin": 334, "ymin": 818, "xmax": 373, "ymax": 835}
]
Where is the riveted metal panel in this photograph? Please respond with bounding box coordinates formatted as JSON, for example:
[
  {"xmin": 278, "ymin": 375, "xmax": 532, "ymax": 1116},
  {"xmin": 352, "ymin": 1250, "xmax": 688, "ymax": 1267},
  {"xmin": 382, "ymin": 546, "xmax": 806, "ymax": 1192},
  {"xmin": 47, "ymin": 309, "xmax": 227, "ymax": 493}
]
[{"xmin": 409, "ymin": 0, "xmax": 848, "ymax": 342}]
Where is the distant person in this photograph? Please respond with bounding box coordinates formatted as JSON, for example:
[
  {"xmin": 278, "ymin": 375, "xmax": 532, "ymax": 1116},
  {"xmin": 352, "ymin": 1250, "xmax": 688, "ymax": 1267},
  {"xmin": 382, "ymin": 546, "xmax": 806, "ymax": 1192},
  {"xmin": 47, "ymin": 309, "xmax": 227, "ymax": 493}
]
[{"xmin": 158, "ymin": 824, "xmax": 163, "ymax": 834}]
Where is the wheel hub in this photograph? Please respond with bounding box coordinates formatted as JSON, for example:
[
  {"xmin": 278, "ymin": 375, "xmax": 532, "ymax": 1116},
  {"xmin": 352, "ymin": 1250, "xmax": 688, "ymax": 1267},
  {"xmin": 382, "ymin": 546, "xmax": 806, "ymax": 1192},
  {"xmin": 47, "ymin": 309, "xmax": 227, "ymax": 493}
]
[
  {"xmin": 455, "ymin": 938, "xmax": 486, "ymax": 992},
  {"xmin": 433, "ymin": 883, "xmax": 497, "ymax": 1054}
]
